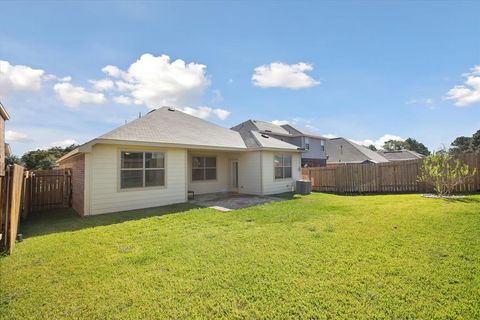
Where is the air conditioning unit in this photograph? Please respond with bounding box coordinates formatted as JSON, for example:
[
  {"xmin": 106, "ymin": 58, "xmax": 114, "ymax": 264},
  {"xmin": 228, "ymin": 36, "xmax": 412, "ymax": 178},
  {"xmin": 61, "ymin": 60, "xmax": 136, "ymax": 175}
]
[{"xmin": 296, "ymin": 180, "xmax": 312, "ymax": 195}]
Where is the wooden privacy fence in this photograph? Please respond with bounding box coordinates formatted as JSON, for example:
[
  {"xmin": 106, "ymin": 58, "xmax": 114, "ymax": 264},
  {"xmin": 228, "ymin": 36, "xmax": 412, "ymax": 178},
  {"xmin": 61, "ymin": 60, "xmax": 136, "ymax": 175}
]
[
  {"xmin": 302, "ymin": 153, "xmax": 480, "ymax": 194},
  {"xmin": 1, "ymin": 167, "xmax": 72, "ymax": 254},
  {"xmin": 1, "ymin": 164, "xmax": 25, "ymax": 254},
  {"xmin": 24, "ymin": 169, "xmax": 72, "ymax": 217}
]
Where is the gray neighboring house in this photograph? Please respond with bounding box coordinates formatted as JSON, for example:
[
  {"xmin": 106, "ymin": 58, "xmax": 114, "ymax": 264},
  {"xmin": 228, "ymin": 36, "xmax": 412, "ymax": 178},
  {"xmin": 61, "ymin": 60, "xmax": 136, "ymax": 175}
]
[
  {"xmin": 231, "ymin": 120, "xmax": 328, "ymax": 167},
  {"xmin": 377, "ymin": 150, "xmax": 425, "ymax": 161},
  {"xmin": 326, "ymin": 137, "xmax": 389, "ymax": 164}
]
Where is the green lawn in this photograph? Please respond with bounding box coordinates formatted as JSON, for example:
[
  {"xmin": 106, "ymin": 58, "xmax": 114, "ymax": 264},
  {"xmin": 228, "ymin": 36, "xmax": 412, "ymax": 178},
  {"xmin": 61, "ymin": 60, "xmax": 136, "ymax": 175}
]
[{"xmin": 1, "ymin": 193, "xmax": 479, "ymax": 319}]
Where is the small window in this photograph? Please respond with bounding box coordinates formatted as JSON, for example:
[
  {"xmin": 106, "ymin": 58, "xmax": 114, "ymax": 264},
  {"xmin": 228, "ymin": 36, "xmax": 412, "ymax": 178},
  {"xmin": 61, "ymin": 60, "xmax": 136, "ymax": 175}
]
[
  {"xmin": 304, "ymin": 137, "xmax": 310, "ymax": 150},
  {"xmin": 320, "ymin": 140, "xmax": 325, "ymax": 152},
  {"xmin": 120, "ymin": 151, "xmax": 165, "ymax": 189},
  {"xmin": 192, "ymin": 156, "xmax": 217, "ymax": 181},
  {"xmin": 274, "ymin": 155, "xmax": 292, "ymax": 179}
]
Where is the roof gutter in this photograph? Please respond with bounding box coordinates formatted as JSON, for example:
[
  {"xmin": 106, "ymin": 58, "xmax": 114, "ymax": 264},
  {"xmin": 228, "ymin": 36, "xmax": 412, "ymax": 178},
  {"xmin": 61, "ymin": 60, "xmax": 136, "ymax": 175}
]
[{"xmin": 0, "ymin": 102, "xmax": 10, "ymax": 120}]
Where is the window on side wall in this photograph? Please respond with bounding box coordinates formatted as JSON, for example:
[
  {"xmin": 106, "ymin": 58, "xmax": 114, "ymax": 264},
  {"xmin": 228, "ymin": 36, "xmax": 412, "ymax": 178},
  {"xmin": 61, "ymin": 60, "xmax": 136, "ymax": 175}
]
[
  {"xmin": 274, "ymin": 155, "xmax": 292, "ymax": 179},
  {"xmin": 192, "ymin": 156, "xmax": 217, "ymax": 181},
  {"xmin": 304, "ymin": 137, "xmax": 310, "ymax": 151},
  {"xmin": 320, "ymin": 139, "xmax": 325, "ymax": 152},
  {"xmin": 120, "ymin": 151, "xmax": 165, "ymax": 189}
]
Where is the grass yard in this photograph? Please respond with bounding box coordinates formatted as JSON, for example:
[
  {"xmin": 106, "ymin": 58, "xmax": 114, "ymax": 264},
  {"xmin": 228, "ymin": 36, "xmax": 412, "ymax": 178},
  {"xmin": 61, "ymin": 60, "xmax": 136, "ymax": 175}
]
[{"xmin": 1, "ymin": 193, "xmax": 480, "ymax": 319}]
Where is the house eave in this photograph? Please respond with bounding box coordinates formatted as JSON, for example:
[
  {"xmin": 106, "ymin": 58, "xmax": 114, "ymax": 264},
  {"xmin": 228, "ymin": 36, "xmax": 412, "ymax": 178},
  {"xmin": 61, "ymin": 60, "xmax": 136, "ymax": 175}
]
[
  {"xmin": 78, "ymin": 138, "xmax": 249, "ymax": 153},
  {"xmin": 0, "ymin": 102, "xmax": 10, "ymax": 120}
]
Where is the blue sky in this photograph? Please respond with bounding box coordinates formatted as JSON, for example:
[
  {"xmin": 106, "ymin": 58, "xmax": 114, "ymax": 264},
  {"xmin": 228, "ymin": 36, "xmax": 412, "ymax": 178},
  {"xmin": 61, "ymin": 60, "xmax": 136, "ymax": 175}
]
[{"xmin": 1, "ymin": 1, "xmax": 479, "ymax": 155}]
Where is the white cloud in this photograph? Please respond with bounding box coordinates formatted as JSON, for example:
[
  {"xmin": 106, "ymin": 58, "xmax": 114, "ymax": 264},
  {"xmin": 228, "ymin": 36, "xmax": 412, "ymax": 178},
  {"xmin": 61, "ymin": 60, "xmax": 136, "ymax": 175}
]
[
  {"xmin": 252, "ymin": 62, "xmax": 320, "ymax": 89},
  {"xmin": 271, "ymin": 117, "xmax": 321, "ymax": 132},
  {"xmin": 212, "ymin": 108, "xmax": 230, "ymax": 120},
  {"xmin": 102, "ymin": 65, "xmax": 124, "ymax": 78},
  {"xmin": 350, "ymin": 134, "xmax": 404, "ymax": 150},
  {"xmin": 53, "ymin": 82, "xmax": 106, "ymax": 108},
  {"xmin": 5, "ymin": 130, "xmax": 30, "ymax": 142},
  {"xmin": 113, "ymin": 95, "xmax": 134, "ymax": 105},
  {"xmin": 177, "ymin": 106, "xmax": 230, "ymax": 121},
  {"xmin": 58, "ymin": 76, "xmax": 72, "ymax": 82},
  {"xmin": 89, "ymin": 79, "xmax": 114, "ymax": 91},
  {"xmin": 211, "ymin": 89, "xmax": 223, "ymax": 103},
  {"xmin": 271, "ymin": 120, "xmax": 290, "ymax": 125},
  {"xmin": 406, "ymin": 98, "xmax": 435, "ymax": 109},
  {"xmin": 0, "ymin": 60, "xmax": 45, "ymax": 96},
  {"xmin": 305, "ymin": 124, "xmax": 319, "ymax": 131},
  {"xmin": 50, "ymin": 139, "xmax": 78, "ymax": 148},
  {"xmin": 445, "ymin": 65, "xmax": 480, "ymax": 107},
  {"xmin": 100, "ymin": 53, "xmax": 210, "ymax": 108},
  {"xmin": 322, "ymin": 133, "xmax": 337, "ymax": 139}
]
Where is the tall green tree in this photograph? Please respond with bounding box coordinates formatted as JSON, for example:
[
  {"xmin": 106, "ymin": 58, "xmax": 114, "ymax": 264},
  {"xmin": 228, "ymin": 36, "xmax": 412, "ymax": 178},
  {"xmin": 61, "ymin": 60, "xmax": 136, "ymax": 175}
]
[
  {"xmin": 404, "ymin": 138, "xmax": 430, "ymax": 156},
  {"xmin": 472, "ymin": 129, "xmax": 480, "ymax": 151},
  {"xmin": 383, "ymin": 140, "xmax": 407, "ymax": 151},
  {"xmin": 21, "ymin": 144, "xmax": 78, "ymax": 170},
  {"xmin": 383, "ymin": 138, "xmax": 430, "ymax": 155},
  {"xmin": 450, "ymin": 129, "xmax": 480, "ymax": 153},
  {"xmin": 451, "ymin": 136, "xmax": 473, "ymax": 153},
  {"xmin": 5, "ymin": 154, "xmax": 22, "ymax": 166}
]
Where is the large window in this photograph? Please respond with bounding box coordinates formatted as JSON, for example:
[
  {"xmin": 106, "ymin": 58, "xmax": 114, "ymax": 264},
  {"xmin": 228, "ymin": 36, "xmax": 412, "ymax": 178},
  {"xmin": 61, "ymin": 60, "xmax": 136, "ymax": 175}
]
[
  {"xmin": 192, "ymin": 156, "xmax": 217, "ymax": 181},
  {"xmin": 120, "ymin": 151, "xmax": 165, "ymax": 189},
  {"xmin": 274, "ymin": 155, "xmax": 292, "ymax": 179}
]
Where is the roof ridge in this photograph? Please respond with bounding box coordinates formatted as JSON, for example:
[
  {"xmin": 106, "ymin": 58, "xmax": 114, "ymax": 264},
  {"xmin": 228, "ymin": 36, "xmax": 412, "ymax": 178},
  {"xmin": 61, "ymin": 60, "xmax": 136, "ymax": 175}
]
[{"xmin": 346, "ymin": 139, "xmax": 390, "ymax": 161}]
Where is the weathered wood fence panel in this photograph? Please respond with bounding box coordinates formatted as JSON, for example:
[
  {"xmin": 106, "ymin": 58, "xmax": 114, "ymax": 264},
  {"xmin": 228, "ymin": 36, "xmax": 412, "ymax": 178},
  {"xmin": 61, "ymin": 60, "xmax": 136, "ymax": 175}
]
[
  {"xmin": 0, "ymin": 165, "xmax": 26, "ymax": 254},
  {"xmin": 25, "ymin": 169, "xmax": 72, "ymax": 214},
  {"xmin": 302, "ymin": 153, "xmax": 480, "ymax": 194}
]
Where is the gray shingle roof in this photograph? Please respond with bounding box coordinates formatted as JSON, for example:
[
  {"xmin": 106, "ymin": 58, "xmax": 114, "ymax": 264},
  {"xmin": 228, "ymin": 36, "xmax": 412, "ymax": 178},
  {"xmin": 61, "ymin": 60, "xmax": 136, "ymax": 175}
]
[
  {"xmin": 250, "ymin": 120, "xmax": 291, "ymax": 135},
  {"xmin": 98, "ymin": 107, "xmax": 247, "ymax": 149},
  {"xmin": 378, "ymin": 150, "xmax": 425, "ymax": 161},
  {"xmin": 326, "ymin": 138, "xmax": 390, "ymax": 164},
  {"xmin": 250, "ymin": 131, "xmax": 299, "ymax": 150}
]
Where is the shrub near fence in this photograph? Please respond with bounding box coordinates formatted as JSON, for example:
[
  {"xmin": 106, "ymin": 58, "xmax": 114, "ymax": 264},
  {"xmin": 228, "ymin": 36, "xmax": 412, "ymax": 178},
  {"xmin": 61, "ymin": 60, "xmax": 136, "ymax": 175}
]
[{"xmin": 302, "ymin": 153, "xmax": 480, "ymax": 194}]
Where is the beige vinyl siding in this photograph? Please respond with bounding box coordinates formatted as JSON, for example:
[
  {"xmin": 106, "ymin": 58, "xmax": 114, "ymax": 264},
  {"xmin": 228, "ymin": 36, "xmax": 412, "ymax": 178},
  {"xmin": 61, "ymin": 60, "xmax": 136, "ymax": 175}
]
[
  {"xmin": 238, "ymin": 151, "xmax": 262, "ymax": 195},
  {"xmin": 187, "ymin": 151, "xmax": 240, "ymax": 194},
  {"xmin": 88, "ymin": 144, "xmax": 187, "ymax": 215},
  {"xmin": 261, "ymin": 151, "xmax": 301, "ymax": 195}
]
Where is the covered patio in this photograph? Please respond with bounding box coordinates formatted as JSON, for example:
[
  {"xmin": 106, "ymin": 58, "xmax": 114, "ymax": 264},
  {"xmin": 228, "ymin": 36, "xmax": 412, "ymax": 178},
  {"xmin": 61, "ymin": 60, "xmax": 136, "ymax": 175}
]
[{"xmin": 189, "ymin": 192, "xmax": 285, "ymax": 211}]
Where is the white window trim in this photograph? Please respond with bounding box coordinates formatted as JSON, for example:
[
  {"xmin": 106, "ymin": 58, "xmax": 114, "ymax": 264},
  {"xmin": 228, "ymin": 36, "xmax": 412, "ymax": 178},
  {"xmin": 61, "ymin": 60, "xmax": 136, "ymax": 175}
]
[
  {"xmin": 191, "ymin": 156, "xmax": 218, "ymax": 182},
  {"xmin": 118, "ymin": 150, "xmax": 167, "ymax": 191},
  {"xmin": 274, "ymin": 154, "xmax": 293, "ymax": 180}
]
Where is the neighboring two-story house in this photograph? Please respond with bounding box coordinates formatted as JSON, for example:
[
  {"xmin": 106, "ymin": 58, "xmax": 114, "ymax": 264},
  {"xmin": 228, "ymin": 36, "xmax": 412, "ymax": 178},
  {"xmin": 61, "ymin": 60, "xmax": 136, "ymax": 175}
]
[
  {"xmin": 231, "ymin": 120, "xmax": 328, "ymax": 167},
  {"xmin": 0, "ymin": 102, "xmax": 10, "ymax": 176}
]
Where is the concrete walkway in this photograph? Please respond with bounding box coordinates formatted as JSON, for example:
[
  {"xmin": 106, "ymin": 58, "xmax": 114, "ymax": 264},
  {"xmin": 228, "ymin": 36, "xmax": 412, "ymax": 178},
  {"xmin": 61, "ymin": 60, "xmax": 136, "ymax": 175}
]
[{"xmin": 189, "ymin": 192, "xmax": 284, "ymax": 211}]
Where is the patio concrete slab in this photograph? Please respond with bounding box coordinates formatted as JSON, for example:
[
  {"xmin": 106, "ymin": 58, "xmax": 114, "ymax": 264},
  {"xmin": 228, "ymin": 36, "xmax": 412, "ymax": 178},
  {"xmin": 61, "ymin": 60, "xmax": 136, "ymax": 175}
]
[{"xmin": 189, "ymin": 192, "xmax": 284, "ymax": 211}]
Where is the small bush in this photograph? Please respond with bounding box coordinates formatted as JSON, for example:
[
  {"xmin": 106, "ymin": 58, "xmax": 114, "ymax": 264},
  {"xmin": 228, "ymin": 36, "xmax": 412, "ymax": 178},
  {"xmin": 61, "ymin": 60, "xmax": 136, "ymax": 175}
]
[{"xmin": 418, "ymin": 152, "xmax": 476, "ymax": 197}]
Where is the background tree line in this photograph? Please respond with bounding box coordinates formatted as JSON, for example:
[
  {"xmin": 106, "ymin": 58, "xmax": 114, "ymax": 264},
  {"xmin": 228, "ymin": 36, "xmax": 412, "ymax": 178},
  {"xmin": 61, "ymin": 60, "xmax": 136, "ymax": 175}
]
[
  {"xmin": 367, "ymin": 129, "xmax": 480, "ymax": 156},
  {"xmin": 6, "ymin": 144, "xmax": 78, "ymax": 170}
]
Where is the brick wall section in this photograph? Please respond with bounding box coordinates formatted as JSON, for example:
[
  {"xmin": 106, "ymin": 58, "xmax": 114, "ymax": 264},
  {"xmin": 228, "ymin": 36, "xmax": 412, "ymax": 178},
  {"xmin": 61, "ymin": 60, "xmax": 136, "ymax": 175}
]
[
  {"xmin": 59, "ymin": 154, "xmax": 85, "ymax": 216},
  {"xmin": 0, "ymin": 116, "xmax": 5, "ymax": 176}
]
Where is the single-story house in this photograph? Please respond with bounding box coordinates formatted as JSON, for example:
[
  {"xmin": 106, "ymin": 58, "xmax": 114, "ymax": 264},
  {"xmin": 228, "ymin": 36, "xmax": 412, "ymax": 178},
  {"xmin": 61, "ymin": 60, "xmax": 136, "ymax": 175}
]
[
  {"xmin": 325, "ymin": 137, "xmax": 390, "ymax": 165},
  {"xmin": 231, "ymin": 120, "xmax": 328, "ymax": 167},
  {"xmin": 377, "ymin": 149, "xmax": 425, "ymax": 161},
  {"xmin": 58, "ymin": 107, "xmax": 303, "ymax": 216}
]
